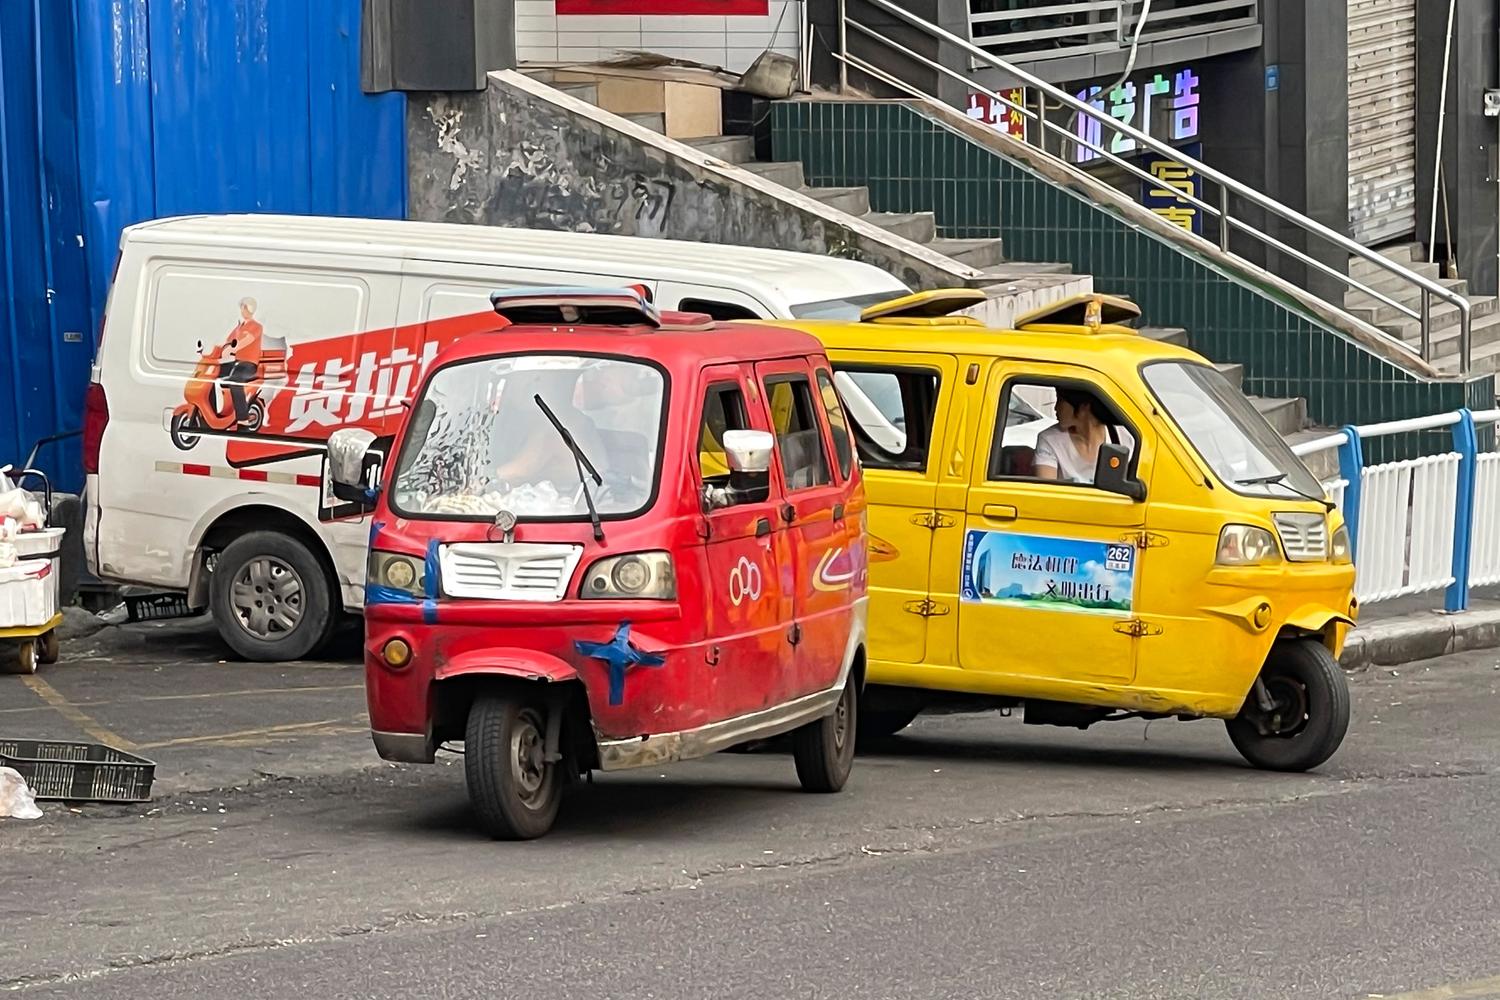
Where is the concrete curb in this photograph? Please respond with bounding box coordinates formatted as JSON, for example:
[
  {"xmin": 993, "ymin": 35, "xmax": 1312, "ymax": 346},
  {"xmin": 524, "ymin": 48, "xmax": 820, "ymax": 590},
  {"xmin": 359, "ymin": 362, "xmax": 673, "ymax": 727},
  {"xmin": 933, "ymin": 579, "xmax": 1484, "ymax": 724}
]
[{"xmin": 1340, "ymin": 609, "xmax": 1500, "ymax": 670}]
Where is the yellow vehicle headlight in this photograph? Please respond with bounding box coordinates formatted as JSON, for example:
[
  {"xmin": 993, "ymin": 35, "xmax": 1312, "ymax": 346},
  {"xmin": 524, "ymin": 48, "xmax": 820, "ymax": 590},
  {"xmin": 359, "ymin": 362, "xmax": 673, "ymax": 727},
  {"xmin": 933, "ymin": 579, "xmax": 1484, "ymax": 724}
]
[
  {"xmin": 1216, "ymin": 524, "xmax": 1281, "ymax": 566},
  {"xmin": 1330, "ymin": 524, "xmax": 1353, "ymax": 564}
]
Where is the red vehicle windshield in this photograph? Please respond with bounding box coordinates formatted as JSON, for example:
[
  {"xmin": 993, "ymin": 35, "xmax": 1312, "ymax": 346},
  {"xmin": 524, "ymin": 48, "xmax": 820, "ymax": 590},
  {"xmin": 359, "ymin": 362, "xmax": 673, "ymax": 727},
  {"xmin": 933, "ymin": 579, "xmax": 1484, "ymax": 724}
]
[{"xmin": 389, "ymin": 352, "xmax": 667, "ymax": 521}]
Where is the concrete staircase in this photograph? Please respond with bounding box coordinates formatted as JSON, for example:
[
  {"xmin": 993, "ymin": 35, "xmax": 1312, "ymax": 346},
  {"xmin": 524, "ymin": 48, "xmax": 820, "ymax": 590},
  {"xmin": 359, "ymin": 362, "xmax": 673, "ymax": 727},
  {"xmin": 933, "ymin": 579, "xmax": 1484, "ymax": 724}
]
[
  {"xmin": 1346, "ymin": 243, "xmax": 1500, "ymax": 375},
  {"xmin": 522, "ymin": 74, "xmax": 1332, "ymax": 478},
  {"xmin": 546, "ymin": 77, "xmax": 1088, "ymax": 324}
]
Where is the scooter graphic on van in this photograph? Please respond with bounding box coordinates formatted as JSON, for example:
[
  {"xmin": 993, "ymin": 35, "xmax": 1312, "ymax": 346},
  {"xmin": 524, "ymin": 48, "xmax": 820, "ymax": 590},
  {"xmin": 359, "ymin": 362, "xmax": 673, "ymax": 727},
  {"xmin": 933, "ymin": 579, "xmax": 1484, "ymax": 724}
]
[{"xmin": 169, "ymin": 298, "xmax": 292, "ymax": 451}]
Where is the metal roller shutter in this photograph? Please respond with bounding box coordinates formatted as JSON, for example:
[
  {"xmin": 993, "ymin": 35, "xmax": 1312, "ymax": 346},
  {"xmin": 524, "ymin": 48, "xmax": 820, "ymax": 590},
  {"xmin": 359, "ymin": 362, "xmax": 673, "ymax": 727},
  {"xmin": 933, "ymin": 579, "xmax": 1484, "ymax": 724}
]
[{"xmin": 1347, "ymin": 0, "xmax": 1418, "ymax": 245}]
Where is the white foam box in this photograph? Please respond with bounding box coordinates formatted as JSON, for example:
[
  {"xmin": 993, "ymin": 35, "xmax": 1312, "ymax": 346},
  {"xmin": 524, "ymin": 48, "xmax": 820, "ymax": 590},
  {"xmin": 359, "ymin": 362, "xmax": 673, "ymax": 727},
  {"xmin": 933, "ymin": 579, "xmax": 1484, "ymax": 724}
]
[
  {"xmin": 0, "ymin": 559, "xmax": 57, "ymax": 629},
  {"xmin": 11, "ymin": 527, "xmax": 64, "ymax": 560}
]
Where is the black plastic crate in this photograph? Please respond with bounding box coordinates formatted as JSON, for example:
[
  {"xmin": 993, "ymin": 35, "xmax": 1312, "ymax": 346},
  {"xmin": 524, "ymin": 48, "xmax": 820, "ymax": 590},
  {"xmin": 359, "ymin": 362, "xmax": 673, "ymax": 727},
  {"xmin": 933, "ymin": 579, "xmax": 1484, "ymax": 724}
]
[
  {"xmin": 0, "ymin": 739, "xmax": 156, "ymax": 802},
  {"xmin": 124, "ymin": 592, "xmax": 194, "ymax": 623}
]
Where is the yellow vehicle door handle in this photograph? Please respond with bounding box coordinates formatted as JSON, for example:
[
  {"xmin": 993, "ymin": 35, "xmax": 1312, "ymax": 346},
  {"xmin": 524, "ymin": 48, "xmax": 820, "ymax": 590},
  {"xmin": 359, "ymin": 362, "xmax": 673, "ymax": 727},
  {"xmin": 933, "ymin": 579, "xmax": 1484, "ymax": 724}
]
[{"xmin": 981, "ymin": 503, "xmax": 1019, "ymax": 522}]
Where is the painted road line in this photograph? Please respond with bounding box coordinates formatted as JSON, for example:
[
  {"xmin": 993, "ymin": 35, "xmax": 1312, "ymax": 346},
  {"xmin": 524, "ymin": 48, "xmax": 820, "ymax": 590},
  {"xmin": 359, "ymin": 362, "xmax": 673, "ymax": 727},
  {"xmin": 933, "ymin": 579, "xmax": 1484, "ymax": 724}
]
[
  {"xmin": 0, "ymin": 682, "xmax": 366, "ymax": 713},
  {"xmin": 132, "ymin": 717, "xmax": 365, "ymax": 750},
  {"xmin": 1370, "ymin": 975, "xmax": 1500, "ymax": 999},
  {"xmin": 20, "ymin": 676, "xmax": 138, "ymax": 751}
]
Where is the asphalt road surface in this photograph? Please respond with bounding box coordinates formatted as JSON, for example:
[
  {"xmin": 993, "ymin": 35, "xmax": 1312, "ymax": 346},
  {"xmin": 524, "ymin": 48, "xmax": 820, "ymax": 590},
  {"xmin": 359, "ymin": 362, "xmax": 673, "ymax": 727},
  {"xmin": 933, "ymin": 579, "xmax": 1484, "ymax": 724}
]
[{"xmin": 4, "ymin": 644, "xmax": 1499, "ymax": 999}]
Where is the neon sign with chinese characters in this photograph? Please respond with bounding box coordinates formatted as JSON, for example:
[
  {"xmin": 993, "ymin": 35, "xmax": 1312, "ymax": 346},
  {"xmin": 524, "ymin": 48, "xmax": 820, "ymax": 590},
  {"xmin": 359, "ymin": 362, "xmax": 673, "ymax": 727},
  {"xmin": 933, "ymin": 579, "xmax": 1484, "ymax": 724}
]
[
  {"xmin": 1073, "ymin": 67, "xmax": 1200, "ymax": 165},
  {"xmin": 965, "ymin": 89, "xmax": 1028, "ymax": 142}
]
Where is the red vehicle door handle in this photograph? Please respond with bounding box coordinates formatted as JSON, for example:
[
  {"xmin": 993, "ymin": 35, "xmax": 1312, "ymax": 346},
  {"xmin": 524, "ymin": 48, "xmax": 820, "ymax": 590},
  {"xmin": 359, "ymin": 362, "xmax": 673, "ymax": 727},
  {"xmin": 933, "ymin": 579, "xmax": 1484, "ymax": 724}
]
[
  {"xmin": 832, "ymin": 503, "xmax": 845, "ymax": 522},
  {"xmin": 755, "ymin": 517, "xmax": 771, "ymax": 537}
]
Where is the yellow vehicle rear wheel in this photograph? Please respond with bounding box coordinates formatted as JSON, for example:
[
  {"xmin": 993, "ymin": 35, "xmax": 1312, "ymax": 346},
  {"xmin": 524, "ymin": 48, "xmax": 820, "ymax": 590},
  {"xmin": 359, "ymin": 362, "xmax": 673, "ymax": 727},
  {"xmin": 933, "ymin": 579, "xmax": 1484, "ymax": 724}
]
[{"xmin": 1227, "ymin": 640, "xmax": 1349, "ymax": 772}]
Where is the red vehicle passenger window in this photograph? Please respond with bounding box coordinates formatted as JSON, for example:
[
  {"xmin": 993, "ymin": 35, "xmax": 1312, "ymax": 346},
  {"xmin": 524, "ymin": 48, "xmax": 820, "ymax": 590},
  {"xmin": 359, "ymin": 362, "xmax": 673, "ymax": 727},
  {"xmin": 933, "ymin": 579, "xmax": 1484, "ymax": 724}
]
[
  {"xmin": 698, "ymin": 381, "xmax": 750, "ymax": 488},
  {"xmin": 766, "ymin": 376, "xmax": 831, "ymax": 491}
]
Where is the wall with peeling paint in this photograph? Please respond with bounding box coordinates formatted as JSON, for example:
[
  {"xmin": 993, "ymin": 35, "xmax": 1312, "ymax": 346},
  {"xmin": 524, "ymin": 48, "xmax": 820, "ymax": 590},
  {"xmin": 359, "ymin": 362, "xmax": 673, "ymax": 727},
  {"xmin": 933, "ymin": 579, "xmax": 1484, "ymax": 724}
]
[
  {"xmin": 405, "ymin": 73, "xmax": 965, "ymax": 292},
  {"xmin": 0, "ymin": 0, "xmax": 407, "ymax": 488}
]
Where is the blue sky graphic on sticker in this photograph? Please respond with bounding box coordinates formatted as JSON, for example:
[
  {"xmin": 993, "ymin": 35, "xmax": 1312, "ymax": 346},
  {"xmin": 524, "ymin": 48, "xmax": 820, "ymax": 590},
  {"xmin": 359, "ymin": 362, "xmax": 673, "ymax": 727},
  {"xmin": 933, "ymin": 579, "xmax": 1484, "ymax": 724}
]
[
  {"xmin": 961, "ymin": 530, "xmax": 1134, "ymax": 615},
  {"xmin": 575, "ymin": 622, "xmax": 666, "ymax": 706}
]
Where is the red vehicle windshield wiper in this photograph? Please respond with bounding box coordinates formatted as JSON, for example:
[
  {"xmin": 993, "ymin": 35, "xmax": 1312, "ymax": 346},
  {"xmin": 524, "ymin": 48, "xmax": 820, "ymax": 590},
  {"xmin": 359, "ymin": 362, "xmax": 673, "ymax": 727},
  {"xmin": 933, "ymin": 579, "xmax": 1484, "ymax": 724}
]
[{"xmin": 534, "ymin": 394, "xmax": 605, "ymax": 541}]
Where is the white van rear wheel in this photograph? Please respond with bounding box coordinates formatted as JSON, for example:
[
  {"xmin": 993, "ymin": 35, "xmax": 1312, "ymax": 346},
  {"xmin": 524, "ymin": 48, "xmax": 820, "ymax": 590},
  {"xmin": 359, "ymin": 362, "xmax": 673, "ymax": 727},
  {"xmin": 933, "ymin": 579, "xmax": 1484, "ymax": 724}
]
[{"xmin": 210, "ymin": 531, "xmax": 336, "ymax": 662}]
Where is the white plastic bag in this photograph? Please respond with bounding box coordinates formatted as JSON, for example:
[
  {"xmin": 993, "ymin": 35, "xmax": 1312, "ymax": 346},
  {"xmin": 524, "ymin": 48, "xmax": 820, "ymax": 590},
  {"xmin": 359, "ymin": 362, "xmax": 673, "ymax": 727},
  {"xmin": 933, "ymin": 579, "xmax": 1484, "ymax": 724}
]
[
  {"xmin": 0, "ymin": 467, "xmax": 44, "ymax": 530},
  {"xmin": 0, "ymin": 766, "xmax": 43, "ymax": 820}
]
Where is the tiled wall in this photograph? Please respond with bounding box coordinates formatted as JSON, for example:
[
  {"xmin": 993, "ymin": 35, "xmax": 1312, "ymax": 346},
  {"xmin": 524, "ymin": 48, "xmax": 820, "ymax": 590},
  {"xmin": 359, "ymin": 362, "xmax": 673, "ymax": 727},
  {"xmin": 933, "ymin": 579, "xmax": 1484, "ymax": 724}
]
[
  {"xmin": 515, "ymin": 0, "xmax": 801, "ymax": 73},
  {"xmin": 771, "ymin": 99, "xmax": 1496, "ymax": 461}
]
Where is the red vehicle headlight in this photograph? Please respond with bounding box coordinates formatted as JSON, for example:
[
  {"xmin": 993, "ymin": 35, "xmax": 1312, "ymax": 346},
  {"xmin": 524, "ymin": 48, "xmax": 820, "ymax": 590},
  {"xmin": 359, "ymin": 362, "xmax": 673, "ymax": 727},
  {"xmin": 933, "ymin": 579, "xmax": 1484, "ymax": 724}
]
[{"xmin": 580, "ymin": 551, "xmax": 675, "ymax": 599}]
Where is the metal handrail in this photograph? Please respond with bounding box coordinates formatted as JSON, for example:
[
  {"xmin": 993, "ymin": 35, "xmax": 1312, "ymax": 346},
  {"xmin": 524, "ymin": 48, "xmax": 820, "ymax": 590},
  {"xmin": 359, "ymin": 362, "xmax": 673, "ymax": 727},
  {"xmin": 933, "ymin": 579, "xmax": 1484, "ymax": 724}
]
[{"xmin": 832, "ymin": 0, "xmax": 1473, "ymax": 372}]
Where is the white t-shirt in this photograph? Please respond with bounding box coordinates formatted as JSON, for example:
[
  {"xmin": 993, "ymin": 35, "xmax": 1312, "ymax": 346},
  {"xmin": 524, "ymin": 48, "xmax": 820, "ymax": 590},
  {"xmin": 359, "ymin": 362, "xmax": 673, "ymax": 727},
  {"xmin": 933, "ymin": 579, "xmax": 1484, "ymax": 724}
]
[{"xmin": 1033, "ymin": 425, "xmax": 1136, "ymax": 485}]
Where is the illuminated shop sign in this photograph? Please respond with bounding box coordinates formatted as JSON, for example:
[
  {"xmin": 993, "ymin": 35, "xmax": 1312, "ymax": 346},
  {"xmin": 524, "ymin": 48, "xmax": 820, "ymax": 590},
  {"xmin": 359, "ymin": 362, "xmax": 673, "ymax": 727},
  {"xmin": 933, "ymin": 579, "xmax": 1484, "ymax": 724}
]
[{"xmin": 1073, "ymin": 67, "xmax": 1200, "ymax": 164}]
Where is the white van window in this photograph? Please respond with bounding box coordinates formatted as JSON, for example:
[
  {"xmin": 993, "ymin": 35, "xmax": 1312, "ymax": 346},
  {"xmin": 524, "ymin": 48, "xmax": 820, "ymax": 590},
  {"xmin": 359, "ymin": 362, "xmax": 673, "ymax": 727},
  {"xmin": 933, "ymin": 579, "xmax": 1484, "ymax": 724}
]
[
  {"xmin": 679, "ymin": 298, "xmax": 762, "ymax": 321},
  {"xmin": 789, "ymin": 289, "xmax": 911, "ymax": 320},
  {"xmin": 145, "ymin": 264, "xmax": 372, "ymax": 369}
]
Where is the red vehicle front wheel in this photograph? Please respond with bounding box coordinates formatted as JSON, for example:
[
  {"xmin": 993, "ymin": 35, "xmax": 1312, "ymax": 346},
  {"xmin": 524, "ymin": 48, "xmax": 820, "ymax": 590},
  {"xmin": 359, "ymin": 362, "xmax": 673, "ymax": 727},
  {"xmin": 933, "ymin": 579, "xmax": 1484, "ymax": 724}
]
[{"xmin": 465, "ymin": 694, "xmax": 563, "ymax": 839}]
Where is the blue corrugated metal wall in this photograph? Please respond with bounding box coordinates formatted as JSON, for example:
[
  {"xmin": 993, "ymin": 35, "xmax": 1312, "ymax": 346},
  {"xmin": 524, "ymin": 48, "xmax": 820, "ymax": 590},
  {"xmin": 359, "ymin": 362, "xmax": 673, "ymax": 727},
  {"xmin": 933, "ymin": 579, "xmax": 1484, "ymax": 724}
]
[
  {"xmin": 1, "ymin": 0, "xmax": 407, "ymax": 491},
  {"xmin": 0, "ymin": 0, "xmax": 93, "ymax": 487}
]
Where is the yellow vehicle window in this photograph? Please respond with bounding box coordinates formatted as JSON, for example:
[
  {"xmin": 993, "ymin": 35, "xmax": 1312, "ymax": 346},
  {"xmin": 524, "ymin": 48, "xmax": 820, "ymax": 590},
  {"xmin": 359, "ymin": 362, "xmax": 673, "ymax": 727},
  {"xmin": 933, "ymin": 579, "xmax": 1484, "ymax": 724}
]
[
  {"xmin": 815, "ymin": 369, "xmax": 855, "ymax": 480},
  {"xmin": 831, "ymin": 366, "xmax": 941, "ymax": 473},
  {"xmin": 764, "ymin": 375, "xmax": 831, "ymax": 491},
  {"xmin": 991, "ymin": 379, "xmax": 1137, "ymax": 487},
  {"xmin": 698, "ymin": 382, "xmax": 748, "ymax": 482}
]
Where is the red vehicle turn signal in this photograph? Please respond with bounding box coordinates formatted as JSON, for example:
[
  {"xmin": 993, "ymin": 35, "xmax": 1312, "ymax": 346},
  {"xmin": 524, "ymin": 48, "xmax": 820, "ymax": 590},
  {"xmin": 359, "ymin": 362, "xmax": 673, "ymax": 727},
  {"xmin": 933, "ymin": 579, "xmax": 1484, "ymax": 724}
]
[{"xmin": 383, "ymin": 638, "xmax": 412, "ymax": 668}]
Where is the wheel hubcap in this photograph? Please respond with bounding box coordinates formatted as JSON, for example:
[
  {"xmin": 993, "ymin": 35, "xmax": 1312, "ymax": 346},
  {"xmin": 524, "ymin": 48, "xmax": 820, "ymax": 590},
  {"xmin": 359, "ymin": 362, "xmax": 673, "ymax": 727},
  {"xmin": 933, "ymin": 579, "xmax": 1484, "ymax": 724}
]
[
  {"xmin": 832, "ymin": 687, "xmax": 851, "ymax": 751},
  {"xmin": 510, "ymin": 710, "xmax": 548, "ymax": 805},
  {"xmin": 1256, "ymin": 675, "xmax": 1310, "ymax": 738},
  {"xmin": 230, "ymin": 556, "xmax": 305, "ymax": 639}
]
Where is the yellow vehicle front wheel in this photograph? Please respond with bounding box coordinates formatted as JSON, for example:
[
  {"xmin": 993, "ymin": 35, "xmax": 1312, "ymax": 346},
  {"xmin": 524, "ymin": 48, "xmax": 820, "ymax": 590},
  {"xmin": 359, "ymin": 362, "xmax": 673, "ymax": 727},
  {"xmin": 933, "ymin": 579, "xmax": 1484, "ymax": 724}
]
[{"xmin": 1227, "ymin": 641, "xmax": 1350, "ymax": 772}]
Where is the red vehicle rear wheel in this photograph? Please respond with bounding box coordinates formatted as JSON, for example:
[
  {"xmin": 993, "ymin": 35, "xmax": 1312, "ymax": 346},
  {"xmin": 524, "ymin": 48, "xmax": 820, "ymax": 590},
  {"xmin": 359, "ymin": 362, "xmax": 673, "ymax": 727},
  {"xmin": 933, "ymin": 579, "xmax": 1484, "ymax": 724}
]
[
  {"xmin": 465, "ymin": 694, "xmax": 563, "ymax": 839},
  {"xmin": 793, "ymin": 680, "xmax": 858, "ymax": 793}
]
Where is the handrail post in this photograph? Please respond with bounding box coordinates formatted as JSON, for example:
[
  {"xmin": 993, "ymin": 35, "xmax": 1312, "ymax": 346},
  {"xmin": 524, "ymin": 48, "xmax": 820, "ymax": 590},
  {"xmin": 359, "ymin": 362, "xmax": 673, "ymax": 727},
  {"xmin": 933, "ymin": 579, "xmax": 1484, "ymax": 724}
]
[
  {"xmin": 1218, "ymin": 185, "xmax": 1230, "ymax": 252},
  {"xmin": 1462, "ymin": 304, "xmax": 1472, "ymax": 374},
  {"xmin": 1338, "ymin": 424, "xmax": 1364, "ymax": 556},
  {"xmin": 1420, "ymin": 288, "xmax": 1432, "ymax": 362},
  {"xmin": 837, "ymin": 0, "xmax": 848, "ymax": 93},
  {"xmin": 1446, "ymin": 409, "xmax": 1478, "ymax": 613}
]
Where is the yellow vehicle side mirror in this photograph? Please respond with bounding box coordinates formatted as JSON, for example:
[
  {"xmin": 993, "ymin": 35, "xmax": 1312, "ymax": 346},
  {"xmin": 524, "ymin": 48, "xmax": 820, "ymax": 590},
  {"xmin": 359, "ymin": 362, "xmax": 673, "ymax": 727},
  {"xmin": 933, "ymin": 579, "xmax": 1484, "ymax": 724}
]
[{"xmin": 1094, "ymin": 443, "xmax": 1145, "ymax": 501}]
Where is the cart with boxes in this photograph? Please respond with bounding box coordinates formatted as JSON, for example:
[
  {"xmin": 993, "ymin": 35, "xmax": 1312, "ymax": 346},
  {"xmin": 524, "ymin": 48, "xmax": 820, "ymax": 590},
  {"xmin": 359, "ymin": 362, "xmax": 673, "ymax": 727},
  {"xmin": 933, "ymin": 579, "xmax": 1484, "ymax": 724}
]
[{"xmin": 0, "ymin": 467, "xmax": 64, "ymax": 674}]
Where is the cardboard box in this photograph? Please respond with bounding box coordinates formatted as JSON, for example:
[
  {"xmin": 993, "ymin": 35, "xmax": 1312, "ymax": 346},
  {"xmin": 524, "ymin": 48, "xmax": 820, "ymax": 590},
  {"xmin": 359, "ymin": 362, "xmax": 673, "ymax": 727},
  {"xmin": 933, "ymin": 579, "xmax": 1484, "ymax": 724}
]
[{"xmin": 550, "ymin": 68, "xmax": 723, "ymax": 139}]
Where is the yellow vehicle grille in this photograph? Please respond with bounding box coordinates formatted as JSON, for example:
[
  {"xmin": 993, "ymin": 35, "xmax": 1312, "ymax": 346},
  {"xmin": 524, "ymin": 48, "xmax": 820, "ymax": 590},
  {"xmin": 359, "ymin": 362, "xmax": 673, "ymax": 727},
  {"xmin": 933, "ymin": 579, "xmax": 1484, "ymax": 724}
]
[{"xmin": 1272, "ymin": 512, "xmax": 1329, "ymax": 562}]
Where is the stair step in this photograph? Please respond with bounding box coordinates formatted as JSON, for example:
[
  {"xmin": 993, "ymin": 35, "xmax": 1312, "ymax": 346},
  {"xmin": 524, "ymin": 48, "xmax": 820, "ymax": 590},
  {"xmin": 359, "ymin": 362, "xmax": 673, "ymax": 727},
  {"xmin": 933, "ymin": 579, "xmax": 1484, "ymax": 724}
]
[
  {"xmin": 803, "ymin": 184, "xmax": 871, "ymax": 216},
  {"xmin": 1408, "ymin": 311, "xmax": 1500, "ymax": 364},
  {"xmin": 865, "ymin": 211, "xmax": 937, "ymax": 244},
  {"xmin": 1345, "ymin": 272, "xmax": 1467, "ymax": 307},
  {"xmin": 1348, "ymin": 242, "xmax": 1424, "ymax": 280},
  {"xmin": 624, "ymin": 111, "xmax": 666, "ymax": 133},
  {"xmin": 973, "ymin": 260, "xmax": 1073, "ymax": 278},
  {"xmin": 1285, "ymin": 428, "xmax": 1342, "ymax": 482},
  {"xmin": 685, "ymin": 134, "xmax": 755, "ymax": 164},
  {"xmin": 741, "ymin": 160, "xmax": 805, "ymax": 188},
  {"xmin": 1214, "ymin": 362, "xmax": 1244, "ymax": 388},
  {"xmin": 1253, "ymin": 395, "xmax": 1309, "ymax": 437},
  {"xmin": 1140, "ymin": 326, "xmax": 1189, "ymax": 347},
  {"xmin": 555, "ymin": 82, "xmax": 600, "ymax": 105},
  {"xmin": 927, "ymin": 238, "xmax": 1006, "ymax": 270},
  {"xmin": 1391, "ymin": 302, "xmax": 1500, "ymax": 351},
  {"xmin": 1352, "ymin": 294, "xmax": 1498, "ymax": 331}
]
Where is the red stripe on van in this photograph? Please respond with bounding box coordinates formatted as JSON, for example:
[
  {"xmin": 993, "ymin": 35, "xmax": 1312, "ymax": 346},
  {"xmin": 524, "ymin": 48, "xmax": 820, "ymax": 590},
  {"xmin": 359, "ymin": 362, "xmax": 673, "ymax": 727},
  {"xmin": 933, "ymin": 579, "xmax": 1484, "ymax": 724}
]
[
  {"xmin": 294, "ymin": 474, "xmax": 321, "ymax": 487},
  {"xmin": 182, "ymin": 464, "xmax": 211, "ymax": 477},
  {"xmin": 238, "ymin": 470, "xmax": 269, "ymax": 482}
]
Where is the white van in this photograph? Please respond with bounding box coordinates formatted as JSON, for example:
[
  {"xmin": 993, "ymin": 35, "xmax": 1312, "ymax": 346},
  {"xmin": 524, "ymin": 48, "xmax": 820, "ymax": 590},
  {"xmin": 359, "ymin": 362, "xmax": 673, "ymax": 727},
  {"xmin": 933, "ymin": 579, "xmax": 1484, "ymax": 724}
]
[{"xmin": 81, "ymin": 214, "xmax": 911, "ymax": 661}]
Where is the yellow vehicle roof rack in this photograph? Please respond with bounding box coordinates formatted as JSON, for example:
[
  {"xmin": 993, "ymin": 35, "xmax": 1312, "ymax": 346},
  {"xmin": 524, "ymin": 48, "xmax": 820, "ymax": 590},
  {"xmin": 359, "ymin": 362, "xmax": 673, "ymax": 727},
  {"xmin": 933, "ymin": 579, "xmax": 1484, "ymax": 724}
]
[
  {"xmin": 1014, "ymin": 292, "xmax": 1141, "ymax": 331},
  {"xmin": 858, "ymin": 288, "xmax": 988, "ymax": 324}
]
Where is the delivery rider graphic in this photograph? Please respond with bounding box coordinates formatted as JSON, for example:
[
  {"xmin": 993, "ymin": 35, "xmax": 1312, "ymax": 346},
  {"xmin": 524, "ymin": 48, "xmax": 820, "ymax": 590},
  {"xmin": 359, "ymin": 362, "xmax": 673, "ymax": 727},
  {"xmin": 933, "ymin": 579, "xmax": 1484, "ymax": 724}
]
[{"xmin": 217, "ymin": 297, "xmax": 264, "ymax": 424}]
